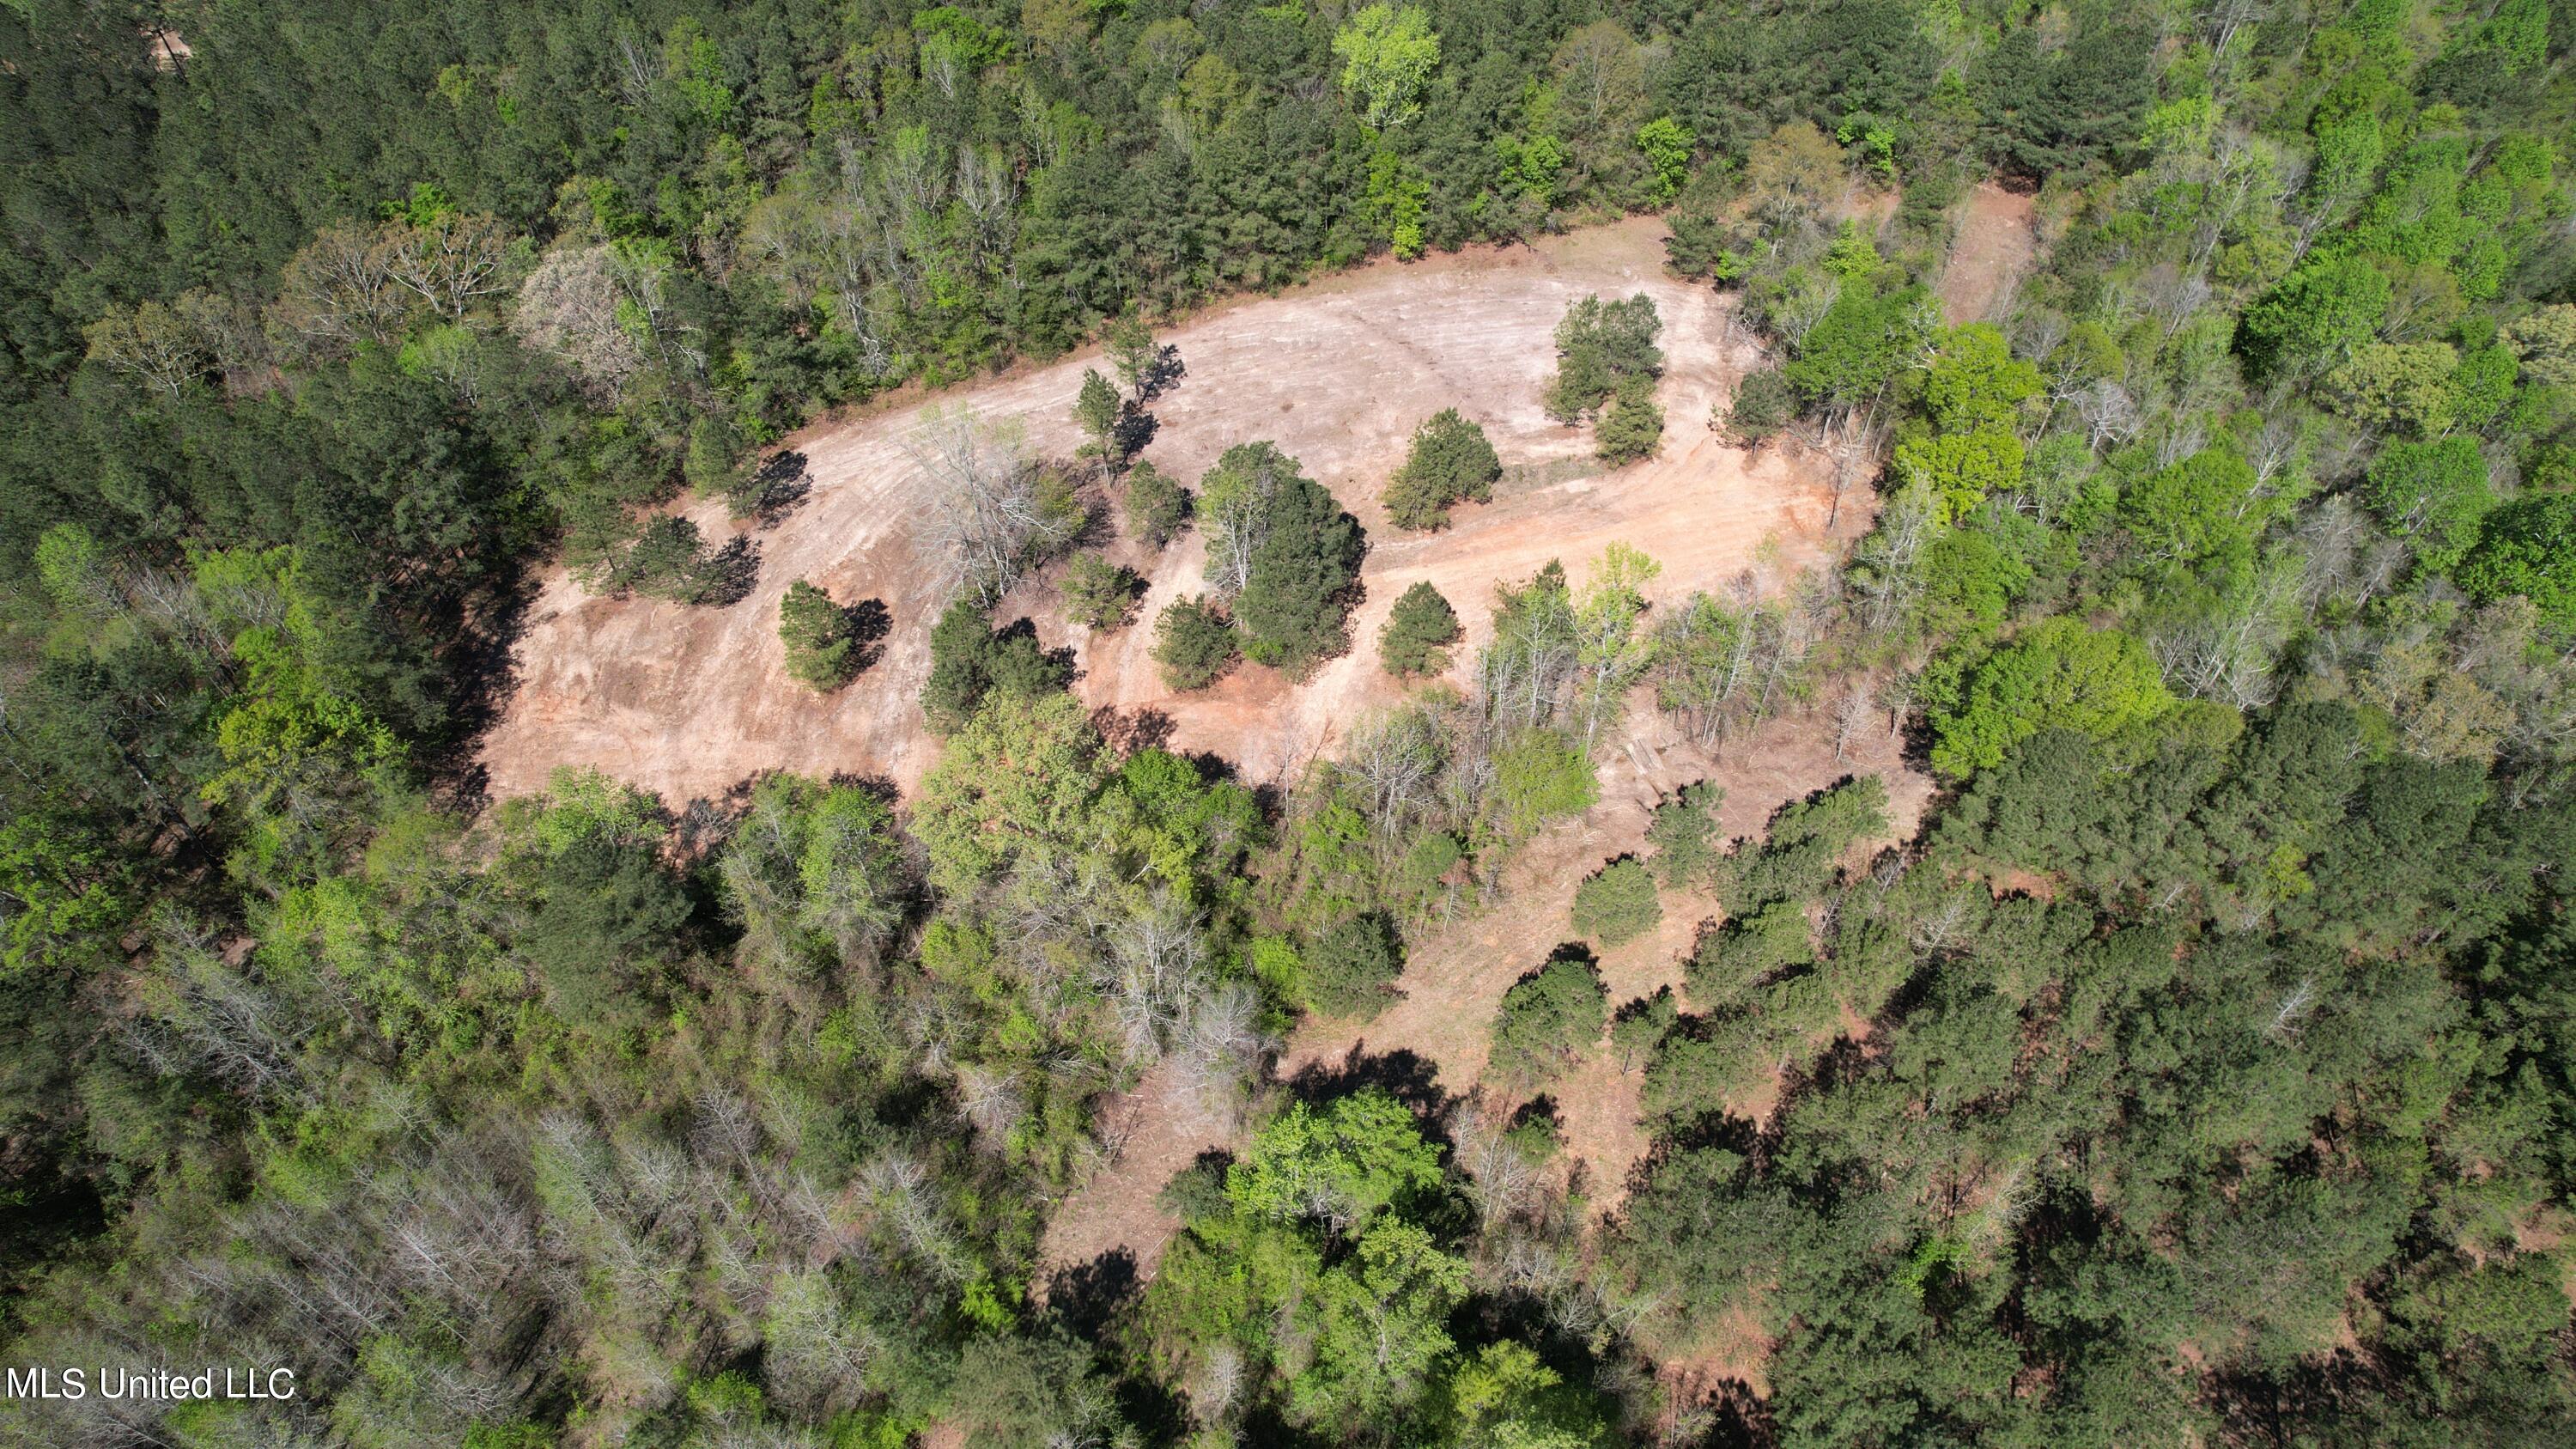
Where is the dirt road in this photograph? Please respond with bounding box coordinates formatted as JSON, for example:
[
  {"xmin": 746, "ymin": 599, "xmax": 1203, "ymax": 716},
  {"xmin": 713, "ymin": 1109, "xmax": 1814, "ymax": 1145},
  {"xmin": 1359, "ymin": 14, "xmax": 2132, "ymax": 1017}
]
[{"xmin": 1938, "ymin": 182, "xmax": 2037, "ymax": 327}]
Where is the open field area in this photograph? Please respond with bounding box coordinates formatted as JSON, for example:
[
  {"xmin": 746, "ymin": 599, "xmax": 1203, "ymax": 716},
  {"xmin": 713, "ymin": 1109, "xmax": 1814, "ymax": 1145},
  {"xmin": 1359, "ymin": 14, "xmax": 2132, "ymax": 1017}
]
[{"xmin": 480, "ymin": 217, "xmax": 1859, "ymax": 805}]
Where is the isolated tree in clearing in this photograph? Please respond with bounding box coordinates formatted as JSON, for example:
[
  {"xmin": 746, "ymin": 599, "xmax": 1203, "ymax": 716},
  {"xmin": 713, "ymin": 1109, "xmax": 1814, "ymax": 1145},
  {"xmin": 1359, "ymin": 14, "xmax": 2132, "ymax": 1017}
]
[
  {"xmin": 1571, "ymin": 857, "xmax": 1662, "ymax": 946},
  {"xmin": 1546, "ymin": 294, "xmax": 1663, "ymax": 441},
  {"xmin": 1379, "ymin": 581, "xmax": 1462, "ymax": 677},
  {"xmin": 778, "ymin": 579, "xmax": 861, "ymax": 690},
  {"xmin": 1106, "ymin": 315, "xmax": 1161, "ymax": 399},
  {"xmin": 1153, "ymin": 595, "xmax": 1240, "ymax": 691},
  {"xmin": 1382, "ymin": 410, "xmax": 1500, "ymax": 531},
  {"xmin": 1491, "ymin": 949, "xmax": 1608, "ymax": 1090},
  {"xmin": 1072, "ymin": 368, "xmax": 1121, "ymax": 462},
  {"xmin": 1060, "ymin": 553, "xmax": 1142, "ymax": 630}
]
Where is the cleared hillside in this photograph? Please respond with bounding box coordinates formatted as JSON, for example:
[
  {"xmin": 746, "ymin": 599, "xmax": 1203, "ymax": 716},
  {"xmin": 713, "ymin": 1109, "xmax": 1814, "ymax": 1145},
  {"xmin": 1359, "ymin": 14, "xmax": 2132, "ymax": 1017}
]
[{"xmin": 480, "ymin": 217, "xmax": 1858, "ymax": 805}]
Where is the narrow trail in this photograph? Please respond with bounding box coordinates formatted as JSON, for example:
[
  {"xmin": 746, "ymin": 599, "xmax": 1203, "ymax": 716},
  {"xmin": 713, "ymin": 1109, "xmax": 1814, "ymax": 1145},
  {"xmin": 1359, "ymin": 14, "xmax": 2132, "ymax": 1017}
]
[{"xmin": 1939, "ymin": 181, "xmax": 2038, "ymax": 327}]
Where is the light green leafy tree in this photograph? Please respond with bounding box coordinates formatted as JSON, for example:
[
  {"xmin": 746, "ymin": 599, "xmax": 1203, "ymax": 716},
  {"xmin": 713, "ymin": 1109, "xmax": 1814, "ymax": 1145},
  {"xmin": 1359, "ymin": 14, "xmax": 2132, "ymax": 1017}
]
[
  {"xmin": 1929, "ymin": 619, "xmax": 2174, "ymax": 777},
  {"xmin": 1289, "ymin": 1217, "xmax": 1469, "ymax": 1430},
  {"xmin": 1333, "ymin": 5, "xmax": 1441, "ymax": 131},
  {"xmin": 1228, "ymin": 1088, "xmax": 1443, "ymax": 1234}
]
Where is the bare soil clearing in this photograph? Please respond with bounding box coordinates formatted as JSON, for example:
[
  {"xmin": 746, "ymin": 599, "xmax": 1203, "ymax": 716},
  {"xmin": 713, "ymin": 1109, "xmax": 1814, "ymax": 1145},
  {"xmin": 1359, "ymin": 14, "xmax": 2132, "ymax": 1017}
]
[
  {"xmin": 1030, "ymin": 1061, "xmax": 1236, "ymax": 1288},
  {"xmin": 1938, "ymin": 182, "xmax": 2037, "ymax": 327},
  {"xmin": 480, "ymin": 218, "xmax": 1856, "ymax": 806}
]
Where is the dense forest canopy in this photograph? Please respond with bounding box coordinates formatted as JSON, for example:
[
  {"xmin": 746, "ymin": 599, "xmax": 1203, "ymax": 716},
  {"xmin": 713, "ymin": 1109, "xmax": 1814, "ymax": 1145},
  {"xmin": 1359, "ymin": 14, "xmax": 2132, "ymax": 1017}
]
[{"xmin": 5, "ymin": 0, "xmax": 2576, "ymax": 1445}]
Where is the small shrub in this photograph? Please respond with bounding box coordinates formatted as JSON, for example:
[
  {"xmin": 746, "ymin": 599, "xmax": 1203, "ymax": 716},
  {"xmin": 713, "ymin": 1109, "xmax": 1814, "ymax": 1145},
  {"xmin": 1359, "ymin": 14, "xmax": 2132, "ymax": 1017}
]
[
  {"xmin": 621, "ymin": 514, "xmax": 759, "ymax": 605},
  {"xmin": 1488, "ymin": 727, "xmax": 1597, "ymax": 839},
  {"xmin": 1571, "ymin": 857, "xmax": 1662, "ymax": 947},
  {"xmin": 1123, "ymin": 460, "xmax": 1192, "ymax": 547},
  {"xmin": 1723, "ymin": 368, "xmax": 1796, "ymax": 443},
  {"xmin": 1307, "ymin": 912, "xmax": 1404, "ymax": 1019},
  {"xmin": 1378, "ymin": 581, "xmax": 1462, "ymax": 677},
  {"xmin": 1491, "ymin": 948, "xmax": 1608, "ymax": 1090},
  {"xmin": 1060, "ymin": 552, "xmax": 1142, "ymax": 630},
  {"xmin": 1152, "ymin": 595, "xmax": 1239, "ymax": 691}
]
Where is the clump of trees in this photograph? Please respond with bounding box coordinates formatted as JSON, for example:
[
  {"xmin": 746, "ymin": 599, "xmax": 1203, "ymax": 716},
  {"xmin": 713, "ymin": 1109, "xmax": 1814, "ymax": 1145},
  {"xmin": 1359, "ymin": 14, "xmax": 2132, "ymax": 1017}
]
[
  {"xmin": 18, "ymin": 1, "xmax": 2576, "ymax": 1444},
  {"xmin": 1198, "ymin": 442, "xmax": 1366, "ymax": 674},
  {"xmin": 1382, "ymin": 409, "xmax": 1500, "ymax": 530},
  {"xmin": 1546, "ymin": 294, "xmax": 1665, "ymax": 461},
  {"xmin": 587, "ymin": 514, "xmax": 760, "ymax": 605},
  {"xmin": 922, "ymin": 599, "xmax": 1072, "ymax": 732}
]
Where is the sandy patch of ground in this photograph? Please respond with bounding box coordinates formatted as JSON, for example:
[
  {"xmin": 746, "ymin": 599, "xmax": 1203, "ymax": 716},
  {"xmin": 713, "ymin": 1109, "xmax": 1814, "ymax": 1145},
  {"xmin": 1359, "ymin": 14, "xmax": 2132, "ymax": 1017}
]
[
  {"xmin": 479, "ymin": 217, "xmax": 1851, "ymax": 807},
  {"xmin": 1938, "ymin": 182, "xmax": 2037, "ymax": 327}
]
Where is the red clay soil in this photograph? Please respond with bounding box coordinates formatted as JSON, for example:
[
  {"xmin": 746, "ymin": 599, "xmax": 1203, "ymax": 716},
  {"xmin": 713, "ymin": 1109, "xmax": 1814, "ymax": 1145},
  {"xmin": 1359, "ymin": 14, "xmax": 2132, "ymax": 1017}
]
[
  {"xmin": 1938, "ymin": 182, "xmax": 2037, "ymax": 327},
  {"xmin": 479, "ymin": 217, "xmax": 1853, "ymax": 807}
]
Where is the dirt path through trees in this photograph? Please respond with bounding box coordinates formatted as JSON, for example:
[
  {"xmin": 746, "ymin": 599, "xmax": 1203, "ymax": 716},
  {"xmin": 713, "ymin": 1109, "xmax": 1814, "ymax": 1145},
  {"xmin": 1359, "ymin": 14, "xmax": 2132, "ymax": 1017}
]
[{"xmin": 1938, "ymin": 182, "xmax": 2037, "ymax": 326}]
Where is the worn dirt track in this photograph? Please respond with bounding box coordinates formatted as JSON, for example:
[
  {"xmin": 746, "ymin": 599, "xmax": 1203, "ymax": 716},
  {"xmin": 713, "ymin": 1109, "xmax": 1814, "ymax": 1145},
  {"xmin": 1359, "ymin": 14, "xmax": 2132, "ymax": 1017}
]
[
  {"xmin": 481, "ymin": 218, "xmax": 1855, "ymax": 807},
  {"xmin": 1938, "ymin": 181, "xmax": 2036, "ymax": 327}
]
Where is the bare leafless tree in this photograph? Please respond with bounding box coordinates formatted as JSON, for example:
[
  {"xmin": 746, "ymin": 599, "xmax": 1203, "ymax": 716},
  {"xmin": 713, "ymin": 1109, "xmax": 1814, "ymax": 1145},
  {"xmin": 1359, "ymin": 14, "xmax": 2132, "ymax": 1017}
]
[
  {"xmin": 512, "ymin": 244, "xmax": 647, "ymax": 395},
  {"xmin": 2072, "ymin": 379, "xmax": 2143, "ymax": 450},
  {"xmin": 910, "ymin": 405, "xmax": 1069, "ymax": 605},
  {"xmin": 381, "ymin": 212, "xmax": 517, "ymax": 320},
  {"xmin": 271, "ymin": 224, "xmax": 415, "ymax": 350},
  {"xmin": 1832, "ymin": 680, "xmax": 1875, "ymax": 763}
]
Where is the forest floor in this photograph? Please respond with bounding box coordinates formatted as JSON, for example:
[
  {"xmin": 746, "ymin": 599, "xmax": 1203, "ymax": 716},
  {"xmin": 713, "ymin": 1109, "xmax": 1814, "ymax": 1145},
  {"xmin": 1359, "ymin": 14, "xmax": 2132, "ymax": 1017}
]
[
  {"xmin": 479, "ymin": 216, "xmax": 1855, "ymax": 806},
  {"xmin": 1938, "ymin": 181, "xmax": 2037, "ymax": 326}
]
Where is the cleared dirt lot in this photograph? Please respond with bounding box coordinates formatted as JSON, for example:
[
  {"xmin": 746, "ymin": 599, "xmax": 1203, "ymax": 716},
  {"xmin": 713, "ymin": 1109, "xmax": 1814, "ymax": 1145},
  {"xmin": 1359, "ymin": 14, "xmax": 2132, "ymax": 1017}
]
[{"xmin": 480, "ymin": 217, "xmax": 1859, "ymax": 806}]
